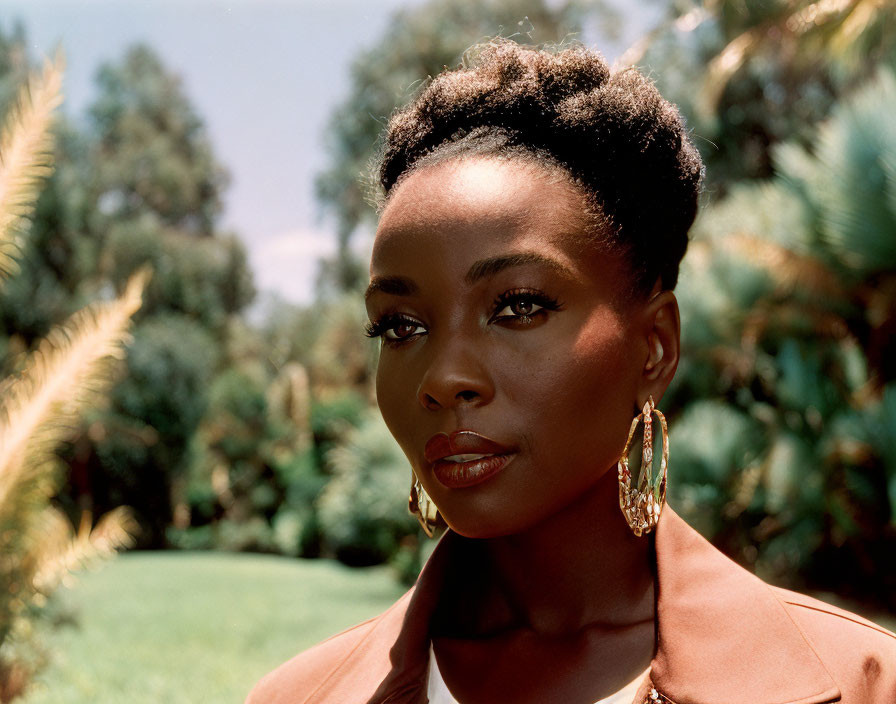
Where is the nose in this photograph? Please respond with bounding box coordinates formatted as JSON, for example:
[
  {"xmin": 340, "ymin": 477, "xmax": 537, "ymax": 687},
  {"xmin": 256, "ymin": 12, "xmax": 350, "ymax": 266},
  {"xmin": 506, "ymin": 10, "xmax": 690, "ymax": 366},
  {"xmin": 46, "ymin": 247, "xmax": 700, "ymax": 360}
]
[{"xmin": 416, "ymin": 335, "xmax": 494, "ymax": 411}]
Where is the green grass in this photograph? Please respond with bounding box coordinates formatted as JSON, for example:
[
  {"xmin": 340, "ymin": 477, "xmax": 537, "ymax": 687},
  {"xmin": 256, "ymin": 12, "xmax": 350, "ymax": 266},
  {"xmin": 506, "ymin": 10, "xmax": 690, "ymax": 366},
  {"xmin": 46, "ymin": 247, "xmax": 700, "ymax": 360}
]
[{"xmin": 21, "ymin": 552, "xmax": 407, "ymax": 704}]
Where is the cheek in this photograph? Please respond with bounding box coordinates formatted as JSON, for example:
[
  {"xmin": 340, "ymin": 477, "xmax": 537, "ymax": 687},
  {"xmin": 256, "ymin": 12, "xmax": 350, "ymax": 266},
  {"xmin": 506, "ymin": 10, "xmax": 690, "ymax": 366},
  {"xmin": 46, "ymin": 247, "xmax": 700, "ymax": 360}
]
[
  {"xmin": 532, "ymin": 310, "xmax": 635, "ymax": 460},
  {"xmin": 571, "ymin": 309, "xmax": 631, "ymax": 380},
  {"xmin": 376, "ymin": 355, "xmax": 403, "ymax": 445},
  {"xmin": 375, "ymin": 356, "xmax": 415, "ymax": 456},
  {"xmin": 489, "ymin": 309, "xmax": 635, "ymax": 423}
]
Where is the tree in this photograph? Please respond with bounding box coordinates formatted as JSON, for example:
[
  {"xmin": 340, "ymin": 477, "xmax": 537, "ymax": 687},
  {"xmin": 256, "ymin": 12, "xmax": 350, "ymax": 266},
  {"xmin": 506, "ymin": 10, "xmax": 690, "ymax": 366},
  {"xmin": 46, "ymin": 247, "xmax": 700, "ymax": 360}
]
[{"xmin": 89, "ymin": 45, "xmax": 226, "ymax": 236}]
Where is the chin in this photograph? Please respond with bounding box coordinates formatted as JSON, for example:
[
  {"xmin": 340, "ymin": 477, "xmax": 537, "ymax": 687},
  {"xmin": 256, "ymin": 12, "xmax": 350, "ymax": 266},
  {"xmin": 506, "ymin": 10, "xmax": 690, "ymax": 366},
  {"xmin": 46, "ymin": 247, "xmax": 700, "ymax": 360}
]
[
  {"xmin": 438, "ymin": 505, "xmax": 550, "ymax": 540},
  {"xmin": 442, "ymin": 519, "xmax": 508, "ymax": 540}
]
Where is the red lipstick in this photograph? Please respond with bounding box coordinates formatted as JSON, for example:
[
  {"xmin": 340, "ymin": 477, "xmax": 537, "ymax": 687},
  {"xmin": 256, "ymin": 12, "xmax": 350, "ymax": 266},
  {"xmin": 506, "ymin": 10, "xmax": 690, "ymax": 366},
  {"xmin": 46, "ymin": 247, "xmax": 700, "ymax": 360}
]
[{"xmin": 424, "ymin": 430, "xmax": 516, "ymax": 489}]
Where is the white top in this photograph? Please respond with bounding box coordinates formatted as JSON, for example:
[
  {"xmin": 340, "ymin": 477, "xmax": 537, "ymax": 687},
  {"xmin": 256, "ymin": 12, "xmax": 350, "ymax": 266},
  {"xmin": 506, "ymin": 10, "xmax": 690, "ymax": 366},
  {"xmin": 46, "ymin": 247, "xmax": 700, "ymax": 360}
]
[{"xmin": 426, "ymin": 644, "xmax": 650, "ymax": 704}]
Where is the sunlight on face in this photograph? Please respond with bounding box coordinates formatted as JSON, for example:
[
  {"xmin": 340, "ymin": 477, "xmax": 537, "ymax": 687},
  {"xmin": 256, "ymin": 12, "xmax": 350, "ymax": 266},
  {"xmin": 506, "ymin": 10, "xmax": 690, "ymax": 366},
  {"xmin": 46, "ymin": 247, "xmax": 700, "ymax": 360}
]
[{"xmin": 367, "ymin": 156, "xmax": 647, "ymax": 538}]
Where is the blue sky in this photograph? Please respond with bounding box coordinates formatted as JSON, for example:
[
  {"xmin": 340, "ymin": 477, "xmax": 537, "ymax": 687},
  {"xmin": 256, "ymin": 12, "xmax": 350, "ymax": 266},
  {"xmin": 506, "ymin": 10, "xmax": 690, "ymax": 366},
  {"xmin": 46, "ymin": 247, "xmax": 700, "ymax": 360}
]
[{"xmin": 3, "ymin": 0, "xmax": 659, "ymax": 305}]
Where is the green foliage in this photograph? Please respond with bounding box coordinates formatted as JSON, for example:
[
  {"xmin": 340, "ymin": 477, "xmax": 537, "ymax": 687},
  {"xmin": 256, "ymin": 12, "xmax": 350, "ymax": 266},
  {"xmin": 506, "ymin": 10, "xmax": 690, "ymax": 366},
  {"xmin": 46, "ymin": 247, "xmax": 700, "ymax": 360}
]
[
  {"xmin": 207, "ymin": 368, "xmax": 269, "ymax": 459},
  {"xmin": 89, "ymin": 313, "xmax": 217, "ymax": 546},
  {"xmin": 668, "ymin": 62, "xmax": 896, "ymax": 607},
  {"xmin": 776, "ymin": 68, "xmax": 896, "ymax": 278},
  {"xmin": 117, "ymin": 315, "xmax": 219, "ymax": 441},
  {"xmin": 0, "ymin": 22, "xmax": 28, "ymax": 110},
  {"xmin": 316, "ymin": 410, "xmax": 419, "ymax": 566},
  {"xmin": 309, "ymin": 389, "xmax": 368, "ymax": 462},
  {"xmin": 271, "ymin": 449, "xmax": 328, "ymax": 558},
  {"xmin": 306, "ymin": 294, "xmax": 379, "ymax": 391},
  {"xmin": 104, "ymin": 225, "xmax": 254, "ymax": 329}
]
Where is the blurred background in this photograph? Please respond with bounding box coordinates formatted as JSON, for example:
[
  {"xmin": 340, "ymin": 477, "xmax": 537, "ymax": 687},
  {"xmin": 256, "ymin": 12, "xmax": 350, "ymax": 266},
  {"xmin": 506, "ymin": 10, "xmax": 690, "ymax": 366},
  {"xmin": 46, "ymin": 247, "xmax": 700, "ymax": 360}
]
[{"xmin": 0, "ymin": 0, "xmax": 894, "ymax": 701}]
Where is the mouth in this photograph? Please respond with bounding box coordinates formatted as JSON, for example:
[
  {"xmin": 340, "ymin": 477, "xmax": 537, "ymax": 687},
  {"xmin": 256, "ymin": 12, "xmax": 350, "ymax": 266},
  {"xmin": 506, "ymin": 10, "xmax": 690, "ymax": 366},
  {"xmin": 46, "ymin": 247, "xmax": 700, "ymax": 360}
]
[
  {"xmin": 432, "ymin": 453, "xmax": 515, "ymax": 489},
  {"xmin": 424, "ymin": 430, "xmax": 516, "ymax": 489}
]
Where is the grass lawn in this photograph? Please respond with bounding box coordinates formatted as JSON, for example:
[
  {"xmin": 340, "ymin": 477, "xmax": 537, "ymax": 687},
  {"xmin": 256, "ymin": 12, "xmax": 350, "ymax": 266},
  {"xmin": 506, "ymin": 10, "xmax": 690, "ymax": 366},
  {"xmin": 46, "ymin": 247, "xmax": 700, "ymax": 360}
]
[{"xmin": 21, "ymin": 552, "xmax": 407, "ymax": 704}]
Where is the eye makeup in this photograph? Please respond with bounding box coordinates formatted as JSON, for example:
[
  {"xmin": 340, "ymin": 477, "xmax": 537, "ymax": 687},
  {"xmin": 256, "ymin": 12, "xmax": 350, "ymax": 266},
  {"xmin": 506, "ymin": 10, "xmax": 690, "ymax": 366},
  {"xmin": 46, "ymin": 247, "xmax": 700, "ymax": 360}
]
[{"xmin": 364, "ymin": 287, "xmax": 564, "ymax": 346}]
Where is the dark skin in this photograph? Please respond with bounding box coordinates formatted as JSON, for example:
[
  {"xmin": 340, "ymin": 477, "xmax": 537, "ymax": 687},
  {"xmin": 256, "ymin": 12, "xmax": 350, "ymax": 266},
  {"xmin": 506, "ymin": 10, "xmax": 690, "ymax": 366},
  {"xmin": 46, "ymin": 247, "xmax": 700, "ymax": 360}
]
[{"xmin": 365, "ymin": 156, "xmax": 681, "ymax": 703}]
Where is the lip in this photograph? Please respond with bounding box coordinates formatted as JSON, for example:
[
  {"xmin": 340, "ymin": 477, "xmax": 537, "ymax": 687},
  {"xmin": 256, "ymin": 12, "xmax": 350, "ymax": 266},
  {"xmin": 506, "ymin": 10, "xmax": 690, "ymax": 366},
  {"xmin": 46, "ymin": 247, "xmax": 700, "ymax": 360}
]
[{"xmin": 424, "ymin": 430, "xmax": 516, "ymax": 489}]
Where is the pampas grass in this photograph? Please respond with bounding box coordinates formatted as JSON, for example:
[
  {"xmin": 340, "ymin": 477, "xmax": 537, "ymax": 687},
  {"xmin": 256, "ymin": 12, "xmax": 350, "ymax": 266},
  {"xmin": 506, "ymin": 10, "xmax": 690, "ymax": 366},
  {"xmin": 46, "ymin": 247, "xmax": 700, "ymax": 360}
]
[
  {"xmin": 0, "ymin": 51, "xmax": 149, "ymax": 701},
  {"xmin": 0, "ymin": 52, "xmax": 63, "ymax": 283}
]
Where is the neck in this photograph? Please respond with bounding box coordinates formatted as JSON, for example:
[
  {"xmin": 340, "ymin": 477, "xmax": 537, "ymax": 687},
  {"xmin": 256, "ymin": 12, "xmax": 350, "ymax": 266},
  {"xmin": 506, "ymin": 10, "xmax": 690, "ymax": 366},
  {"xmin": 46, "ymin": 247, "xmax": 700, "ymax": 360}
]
[{"xmin": 481, "ymin": 469, "xmax": 655, "ymax": 636}]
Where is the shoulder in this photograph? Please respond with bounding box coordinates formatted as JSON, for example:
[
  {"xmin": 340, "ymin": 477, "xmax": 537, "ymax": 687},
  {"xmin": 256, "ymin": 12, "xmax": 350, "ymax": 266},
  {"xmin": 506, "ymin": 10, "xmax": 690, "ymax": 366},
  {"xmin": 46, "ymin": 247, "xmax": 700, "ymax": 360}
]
[
  {"xmin": 244, "ymin": 616, "xmax": 380, "ymax": 704},
  {"xmin": 771, "ymin": 585, "xmax": 896, "ymax": 703}
]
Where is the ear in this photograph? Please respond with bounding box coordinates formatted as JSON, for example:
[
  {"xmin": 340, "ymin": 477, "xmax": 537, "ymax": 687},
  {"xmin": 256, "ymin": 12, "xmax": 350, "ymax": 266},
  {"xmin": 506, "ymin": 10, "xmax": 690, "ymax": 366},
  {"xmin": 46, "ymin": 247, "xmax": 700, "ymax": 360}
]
[{"xmin": 637, "ymin": 283, "xmax": 680, "ymax": 411}]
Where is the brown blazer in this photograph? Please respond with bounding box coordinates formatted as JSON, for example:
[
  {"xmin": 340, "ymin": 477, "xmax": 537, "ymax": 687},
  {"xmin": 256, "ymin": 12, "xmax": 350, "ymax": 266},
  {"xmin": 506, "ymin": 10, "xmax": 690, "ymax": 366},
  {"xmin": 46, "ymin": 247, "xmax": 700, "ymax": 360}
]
[{"xmin": 246, "ymin": 506, "xmax": 896, "ymax": 704}]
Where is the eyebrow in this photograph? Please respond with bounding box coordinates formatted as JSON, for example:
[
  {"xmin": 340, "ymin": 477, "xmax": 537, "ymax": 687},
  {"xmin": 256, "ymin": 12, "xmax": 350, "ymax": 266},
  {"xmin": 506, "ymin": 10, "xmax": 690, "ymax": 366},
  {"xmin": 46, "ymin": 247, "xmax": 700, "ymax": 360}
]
[{"xmin": 364, "ymin": 251, "xmax": 572, "ymax": 302}]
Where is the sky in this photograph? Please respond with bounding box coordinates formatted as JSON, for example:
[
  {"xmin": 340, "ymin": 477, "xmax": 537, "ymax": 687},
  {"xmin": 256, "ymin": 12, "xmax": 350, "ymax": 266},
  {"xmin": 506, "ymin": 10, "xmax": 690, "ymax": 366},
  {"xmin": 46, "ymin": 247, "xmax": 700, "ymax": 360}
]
[{"xmin": 3, "ymin": 0, "xmax": 661, "ymax": 307}]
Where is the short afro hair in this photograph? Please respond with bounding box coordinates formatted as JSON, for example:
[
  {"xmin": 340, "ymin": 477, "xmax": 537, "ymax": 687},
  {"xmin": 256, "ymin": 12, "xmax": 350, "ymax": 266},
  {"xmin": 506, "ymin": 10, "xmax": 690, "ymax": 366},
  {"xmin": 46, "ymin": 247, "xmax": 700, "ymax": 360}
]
[{"xmin": 375, "ymin": 39, "xmax": 704, "ymax": 301}]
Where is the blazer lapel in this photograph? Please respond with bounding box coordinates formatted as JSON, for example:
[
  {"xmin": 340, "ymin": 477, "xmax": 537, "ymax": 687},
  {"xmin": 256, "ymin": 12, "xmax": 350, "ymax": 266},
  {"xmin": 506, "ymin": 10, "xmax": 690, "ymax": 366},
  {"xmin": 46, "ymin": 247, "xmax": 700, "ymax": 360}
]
[{"xmin": 650, "ymin": 506, "xmax": 840, "ymax": 704}]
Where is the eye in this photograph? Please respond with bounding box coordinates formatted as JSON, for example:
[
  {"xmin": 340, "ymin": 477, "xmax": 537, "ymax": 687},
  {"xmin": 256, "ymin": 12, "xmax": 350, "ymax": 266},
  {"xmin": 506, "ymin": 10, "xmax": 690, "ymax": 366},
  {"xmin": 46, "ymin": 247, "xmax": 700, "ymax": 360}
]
[
  {"xmin": 364, "ymin": 314, "xmax": 427, "ymax": 344},
  {"xmin": 490, "ymin": 289, "xmax": 561, "ymax": 323}
]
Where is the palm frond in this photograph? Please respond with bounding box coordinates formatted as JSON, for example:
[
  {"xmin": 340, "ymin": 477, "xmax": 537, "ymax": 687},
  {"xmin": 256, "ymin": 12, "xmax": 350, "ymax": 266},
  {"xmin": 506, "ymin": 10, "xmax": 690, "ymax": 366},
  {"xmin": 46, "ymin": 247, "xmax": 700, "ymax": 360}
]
[
  {"xmin": 0, "ymin": 267, "xmax": 150, "ymax": 516},
  {"xmin": 741, "ymin": 300, "xmax": 854, "ymax": 349},
  {"xmin": 697, "ymin": 0, "xmax": 864, "ymax": 117},
  {"xmin": 0, "ymin": 50, "xmax": 64, "ymax": 282},
  {"xmin": 824, "ymin": 0, "xmax": 893, "ymax": 63},
  {"xmin": 614, "ymin": 6, "xmax": 710, "ymax": 69},
  {"xmin": 723, "ymin": 232, "xmax": 845, "ymax": 300},
  {"xmin": 698, "ymin": 26, "xmax": 764, "ymax": 118}
]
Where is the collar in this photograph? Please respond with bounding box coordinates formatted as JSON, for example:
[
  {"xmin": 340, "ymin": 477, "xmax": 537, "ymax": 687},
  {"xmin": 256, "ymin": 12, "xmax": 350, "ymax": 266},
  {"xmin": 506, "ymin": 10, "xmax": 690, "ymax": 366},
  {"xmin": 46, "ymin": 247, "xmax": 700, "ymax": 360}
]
[
  {"xmin": 648, "ymin": 506, "xmax": 838, "ymax": 704},
  {"xmin": 314, "ymin": 506, "xmax": 840, "ymax": 704}
]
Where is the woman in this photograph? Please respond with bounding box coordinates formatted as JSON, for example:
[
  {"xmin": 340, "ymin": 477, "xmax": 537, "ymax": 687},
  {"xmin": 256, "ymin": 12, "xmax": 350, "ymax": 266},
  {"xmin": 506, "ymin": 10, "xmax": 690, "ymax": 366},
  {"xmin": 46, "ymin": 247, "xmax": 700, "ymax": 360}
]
[{"xmin": 248, "ymin": 41, "xmax": 896, "ymax": 704}]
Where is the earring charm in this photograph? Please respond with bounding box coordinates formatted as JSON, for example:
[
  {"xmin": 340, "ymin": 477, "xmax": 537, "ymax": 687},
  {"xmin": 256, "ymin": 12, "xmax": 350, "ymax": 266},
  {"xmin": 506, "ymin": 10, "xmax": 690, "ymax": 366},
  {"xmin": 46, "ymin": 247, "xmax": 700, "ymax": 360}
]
[
  {"xmin": 408, "ymin": 472, "xmax": 440, "ymax": 538},
  {"xmin": 618, "ymin": 394, "xmax": 668, "ymax": 536}
]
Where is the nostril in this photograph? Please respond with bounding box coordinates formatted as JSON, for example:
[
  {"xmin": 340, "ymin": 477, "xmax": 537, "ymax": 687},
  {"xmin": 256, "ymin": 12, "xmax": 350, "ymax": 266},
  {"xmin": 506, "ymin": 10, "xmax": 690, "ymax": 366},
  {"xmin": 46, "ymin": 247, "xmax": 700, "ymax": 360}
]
[{"xmin": 457, "ymin": 390, "xmax": 479, "ymax": 402}]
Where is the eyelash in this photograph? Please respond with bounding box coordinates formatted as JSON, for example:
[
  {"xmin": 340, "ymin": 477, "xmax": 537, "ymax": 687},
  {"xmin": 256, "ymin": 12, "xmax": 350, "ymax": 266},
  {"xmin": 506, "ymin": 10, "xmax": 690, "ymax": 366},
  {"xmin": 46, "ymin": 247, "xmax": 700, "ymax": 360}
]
[{"xmin": 363, "ymin": 288, "xmax": 563, "ymax": 346}]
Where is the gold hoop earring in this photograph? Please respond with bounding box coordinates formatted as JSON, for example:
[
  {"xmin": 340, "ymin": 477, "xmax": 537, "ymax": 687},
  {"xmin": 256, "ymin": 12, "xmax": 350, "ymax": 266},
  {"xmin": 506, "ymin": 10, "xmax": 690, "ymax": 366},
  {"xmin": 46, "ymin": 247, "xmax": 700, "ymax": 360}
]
[
  {"xmin": 618, "ymin": 394, "xmax": 668, "ymax": 537},
  {"xmin": 408, "ymin": 472, "xmax": 439, "ymax": 538}
]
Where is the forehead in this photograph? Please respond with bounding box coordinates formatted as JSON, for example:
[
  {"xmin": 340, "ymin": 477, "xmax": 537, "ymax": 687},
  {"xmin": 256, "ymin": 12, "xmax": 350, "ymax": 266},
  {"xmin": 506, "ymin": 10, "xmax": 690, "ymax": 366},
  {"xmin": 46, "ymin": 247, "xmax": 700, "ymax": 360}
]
[{"xmin": 372, "ymin": 157, "xmax": 593, "ymax": 271}]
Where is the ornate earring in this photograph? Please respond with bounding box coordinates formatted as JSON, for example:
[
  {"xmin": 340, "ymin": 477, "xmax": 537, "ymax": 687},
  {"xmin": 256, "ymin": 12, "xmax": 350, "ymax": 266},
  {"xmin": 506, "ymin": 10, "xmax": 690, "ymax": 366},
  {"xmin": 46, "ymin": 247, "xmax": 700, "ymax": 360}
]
[
  {"xmin": 618, "ymin": 394, "xmax": 668, "ymax": 537},
  {"xmin": 408, "ymin": 472, "xmax": 439, "ymax": 538}
]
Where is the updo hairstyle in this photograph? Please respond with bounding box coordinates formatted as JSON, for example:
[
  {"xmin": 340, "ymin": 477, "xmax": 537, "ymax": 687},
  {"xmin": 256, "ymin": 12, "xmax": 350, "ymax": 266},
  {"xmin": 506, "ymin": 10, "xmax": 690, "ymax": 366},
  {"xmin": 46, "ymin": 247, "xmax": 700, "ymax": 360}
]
[{"xmin": 375, "ymin": 40, "xmax": 705, "ymax": 302}]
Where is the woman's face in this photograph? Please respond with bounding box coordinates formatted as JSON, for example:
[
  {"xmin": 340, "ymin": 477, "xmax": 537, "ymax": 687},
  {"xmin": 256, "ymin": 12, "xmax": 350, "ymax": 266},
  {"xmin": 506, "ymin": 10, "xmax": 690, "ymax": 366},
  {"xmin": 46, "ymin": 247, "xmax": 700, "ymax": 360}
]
[{"xmin": 366, "ymin": 156, "xmax": 668, "ymax": 538}]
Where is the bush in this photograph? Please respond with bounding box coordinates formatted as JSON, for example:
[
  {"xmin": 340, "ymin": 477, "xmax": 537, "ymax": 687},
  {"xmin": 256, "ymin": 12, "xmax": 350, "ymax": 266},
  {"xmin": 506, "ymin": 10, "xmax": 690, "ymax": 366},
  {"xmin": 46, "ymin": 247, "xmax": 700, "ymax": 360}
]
[{"xmin": 316, "ymin": 410, "xmax": 419, "ymax": 566}]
